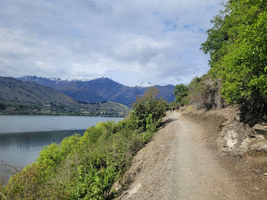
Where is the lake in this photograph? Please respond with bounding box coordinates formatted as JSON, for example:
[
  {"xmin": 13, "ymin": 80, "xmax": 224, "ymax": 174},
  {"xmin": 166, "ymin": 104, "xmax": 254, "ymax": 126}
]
[{"xmin": 0, "ymin": 115, "xmax": 123, "ymax": 185}]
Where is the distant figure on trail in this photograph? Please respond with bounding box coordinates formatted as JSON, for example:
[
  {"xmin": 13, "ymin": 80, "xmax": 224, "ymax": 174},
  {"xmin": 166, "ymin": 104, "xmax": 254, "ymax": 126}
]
[{"xmin": 172, "ymin": 106, "xmax": 175, "ymax": 112}]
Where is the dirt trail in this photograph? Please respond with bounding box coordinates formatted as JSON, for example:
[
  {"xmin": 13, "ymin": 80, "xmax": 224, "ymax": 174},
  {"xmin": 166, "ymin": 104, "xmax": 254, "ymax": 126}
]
[{"xmin": 117, "ymin": 111, "xmax": 247, "ymax": 199}]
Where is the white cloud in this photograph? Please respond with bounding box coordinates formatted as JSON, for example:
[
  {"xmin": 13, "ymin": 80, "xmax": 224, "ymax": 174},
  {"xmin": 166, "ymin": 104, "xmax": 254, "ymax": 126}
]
[{"xmin": 0, "ymin": 0, "xmax": 223, "ymax": 86}]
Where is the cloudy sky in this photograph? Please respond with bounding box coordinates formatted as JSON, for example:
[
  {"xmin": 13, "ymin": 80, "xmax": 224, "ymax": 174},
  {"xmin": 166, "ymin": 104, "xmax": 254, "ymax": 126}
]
[{"xmin": 0, "ymin": 0, "xmax": 223, "ymax": 86}]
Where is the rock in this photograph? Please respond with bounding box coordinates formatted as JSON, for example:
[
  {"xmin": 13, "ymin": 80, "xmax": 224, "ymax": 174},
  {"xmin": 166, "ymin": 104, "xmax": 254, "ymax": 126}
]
[
  {"xmin": 225, "ymin": 130, "xmax": 239, "ymax": 149},
  {"xmin": 215, "ymin": 92, "xmax": 224, "ymax": 109},
  {"xmin": 234, "ymin": 114, "xmax": 241, "ymax": 122},
  {"xmin": 109, "ymin": 181, "xmax": 122, "ymax": 195},
  {"xmin": 255, "ymin": 134, "xmax": 265, "ymax": 141},
  {"xmin": 218, "ymin": 121, "xmax": 255, "ymax": 155},
  {"xmin": 127, "ymin": 183, "xmax": 141, "ymax": 198},
  {"xmin": 253, "ymin": 124, "xmax": 267, "ymax": 137},
  {"xmin": 250, "ymin": 141, "xmax": 267, "ymax": 152},
  {"xmin": 239, "ymin": 138, "xmax": 252, "ymax": 153}
]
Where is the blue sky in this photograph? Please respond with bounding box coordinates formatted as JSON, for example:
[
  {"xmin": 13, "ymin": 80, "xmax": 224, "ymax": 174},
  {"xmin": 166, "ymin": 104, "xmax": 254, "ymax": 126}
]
[{"xmin": 0, "ymin": 0, "xmax": 223, "ymax": 86}]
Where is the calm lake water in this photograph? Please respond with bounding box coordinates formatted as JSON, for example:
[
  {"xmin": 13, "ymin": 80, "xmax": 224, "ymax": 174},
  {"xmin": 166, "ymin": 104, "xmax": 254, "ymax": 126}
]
[{"xmin": 0, "ymin": 115, "xmax": 123, "ymax": 184}]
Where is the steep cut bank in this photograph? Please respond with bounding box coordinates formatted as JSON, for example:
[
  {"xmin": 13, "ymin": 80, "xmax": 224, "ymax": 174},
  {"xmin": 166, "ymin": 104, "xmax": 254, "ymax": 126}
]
[
  {"xmin": 113, "ymin": 108, "xmax": 267, "ymax": 199},
  {"xmin": 180, "ymin": 105, "xmax": 267, "ymax": 199}
]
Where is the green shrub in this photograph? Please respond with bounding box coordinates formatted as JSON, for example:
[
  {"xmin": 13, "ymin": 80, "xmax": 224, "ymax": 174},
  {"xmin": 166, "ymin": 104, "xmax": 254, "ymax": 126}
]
[
  {"xmin": 131, "ymin": 87, "xmax": 167, "ymax": 131},
  {"xmin": 201, "ymin": 0, "xmax": 267, "ymax": 118},
  {"xmin": 173, "ymin": 84, "xmax": 189, "ymax": 105}
]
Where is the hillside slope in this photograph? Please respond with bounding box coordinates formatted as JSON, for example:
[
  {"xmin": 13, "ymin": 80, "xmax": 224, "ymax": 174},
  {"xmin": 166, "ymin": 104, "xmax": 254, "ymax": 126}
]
[
  {"xmin": 0, "ymin": 76, "xmax": 77, "ymax": 105},
  {"xmin": 17, "ymin": 76, "xmax": 107, "ymax": 103},
  {"xmin": 0, "ymin": 76, "xmax": 130, "ymax": 116}
]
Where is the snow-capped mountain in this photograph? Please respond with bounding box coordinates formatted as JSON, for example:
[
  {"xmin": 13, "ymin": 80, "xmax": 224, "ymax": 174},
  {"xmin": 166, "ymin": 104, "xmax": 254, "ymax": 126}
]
[
  {"xmin": 134, "ymin": 82, "xmax": 154, "ymax": 88},
  {"xmin": 59, "ymin": 76, "xmax": 104, "ymax": 82},
  {"xmin": 17, "ymin": 76, "xmax": 175, "ymax": 106}
]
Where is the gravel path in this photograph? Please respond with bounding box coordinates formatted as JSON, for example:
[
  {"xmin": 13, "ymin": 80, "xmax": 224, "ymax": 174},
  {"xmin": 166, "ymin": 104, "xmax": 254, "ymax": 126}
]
[{"xmin": 118, "ymin": 111, "xmax": 247, "ymax": 199}]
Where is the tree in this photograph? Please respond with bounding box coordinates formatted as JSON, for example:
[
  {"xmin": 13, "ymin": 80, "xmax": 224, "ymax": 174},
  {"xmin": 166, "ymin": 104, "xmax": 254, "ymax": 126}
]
[
  {"xmin": 173, "ymin": 84, "xmax": 189, "ymax": 104},
  {"xmin": 131, "ymin": 87, "xmax": 167, "ymax": 131},
  {"xmin": 200, "ymin": 0, "xmax": 267, "ymax": 124}
]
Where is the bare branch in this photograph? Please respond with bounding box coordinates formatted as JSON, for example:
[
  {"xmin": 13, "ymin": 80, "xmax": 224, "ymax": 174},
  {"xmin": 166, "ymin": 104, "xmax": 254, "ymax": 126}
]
[
  {"xmin": 0, "ymin": 161, "xmax": 21, "ymax": 174},
  {"xmin": 0, "ymin": 192, "xmax": 8, "ymax": 200}
]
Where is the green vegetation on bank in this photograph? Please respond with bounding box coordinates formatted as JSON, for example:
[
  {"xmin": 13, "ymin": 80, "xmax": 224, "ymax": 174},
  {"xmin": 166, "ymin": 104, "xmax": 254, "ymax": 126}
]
[
  {"xmin": 0, "ymin": 101, "xmax": 131, "ymax": 118},
  {"xmin": 173, "ymin": 0, "xmax": 267, "ymax": 123},
  {"xmin": 0, "ymin": 88, "xmax": 167, "ymax": 200}
]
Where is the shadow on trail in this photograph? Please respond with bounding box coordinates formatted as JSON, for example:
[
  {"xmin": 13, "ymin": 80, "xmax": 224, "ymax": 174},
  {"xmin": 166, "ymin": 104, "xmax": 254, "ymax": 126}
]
[{"xmin": 160, "ymin": 118, "xmax": 176, "ymax": 129}]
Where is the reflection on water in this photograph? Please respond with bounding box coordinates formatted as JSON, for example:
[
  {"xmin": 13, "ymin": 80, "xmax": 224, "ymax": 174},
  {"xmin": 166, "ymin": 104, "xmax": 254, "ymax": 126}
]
[
  {"xmin": 0, "ymin": 129, "xmax": 86, "ymax": 185},
  {"xmin": 0, "ymin": 115, "xmax": 122, "ymax": 133},
  {"xmin": 0, "ymin": 129, "xmax": 86, "ymax": 148},
  {"xmin": 0, "ymin": 115, "xmax": 123, "ymax": 185}
]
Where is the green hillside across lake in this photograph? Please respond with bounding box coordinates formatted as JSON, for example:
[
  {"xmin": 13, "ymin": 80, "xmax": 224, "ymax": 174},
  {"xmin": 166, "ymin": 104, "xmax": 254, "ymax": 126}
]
[{"xmin": 0, "ymin": 77, "xmax": 131, "ymax": 117}]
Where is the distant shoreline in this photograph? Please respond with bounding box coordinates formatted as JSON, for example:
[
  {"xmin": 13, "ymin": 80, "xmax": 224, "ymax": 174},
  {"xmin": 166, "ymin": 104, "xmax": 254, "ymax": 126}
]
[{"xmin": 0, "ymin": 112, "xmax": 127, "ymax": 118}]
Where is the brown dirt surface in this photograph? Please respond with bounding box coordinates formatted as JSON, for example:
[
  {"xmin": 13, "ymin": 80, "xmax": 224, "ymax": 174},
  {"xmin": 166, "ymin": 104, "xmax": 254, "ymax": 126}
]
[
  {"xmin": 115, "ymin": 109, "xmax": 267, "ymax": 199},
  {"xmin": 182, "ymin": 106, "xmax": 267, "ymax": 199}
]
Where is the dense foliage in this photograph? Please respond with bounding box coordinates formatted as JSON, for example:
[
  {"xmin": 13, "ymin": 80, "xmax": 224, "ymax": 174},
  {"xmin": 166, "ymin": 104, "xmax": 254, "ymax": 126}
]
[
  {"xmin": 131, "ymin": 87, "xmax": 168, "ymax": 132},
  {"xmin": 173, "ymin": 84, "xmax": 189, "ymax": 105},
  {"xmin": 200, "ymin": 0, "xmax": 267, "ymax": 115},
  {"xmin": 0, "ymin": 88, "xmax": 167, "ymax": 200}
]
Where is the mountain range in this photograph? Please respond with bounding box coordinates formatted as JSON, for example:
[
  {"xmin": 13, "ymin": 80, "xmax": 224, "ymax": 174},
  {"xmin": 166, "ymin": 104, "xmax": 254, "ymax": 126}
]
[
  {"xmin": 0, "ymin": 76, "xmax": 77, "ymax": 106},
  {"xmin": 17, "ymin": 76, "xmax": 176, "ymax": 106},
  {"xmin": 0, "ymin": 76, "xmax": 130, "ymax": 117}
]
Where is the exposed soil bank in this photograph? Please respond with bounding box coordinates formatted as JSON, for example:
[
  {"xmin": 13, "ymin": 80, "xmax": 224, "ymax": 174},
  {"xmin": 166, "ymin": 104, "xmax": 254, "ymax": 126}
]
[{"xmin": 181, "ymin": 106, "xmax": 267, "ymax": 199}]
